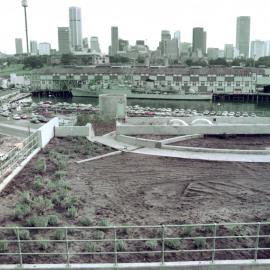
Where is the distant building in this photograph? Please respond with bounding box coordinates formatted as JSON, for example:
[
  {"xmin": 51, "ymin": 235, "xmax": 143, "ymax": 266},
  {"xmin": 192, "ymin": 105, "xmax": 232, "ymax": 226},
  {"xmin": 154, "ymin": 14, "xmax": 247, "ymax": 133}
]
[
  {"xmin": 161, "ymin": 30, "xmax": 171, "ymax": 41},
  {"xmin": 69, "ymin": 7, "xmax": 82, "ymax": 51},
  {"xmin": 250, "ymin": 40, "xmax": 265, "ymax": 60},
  {"xmin": 58, "ymin": 27, "xmax": 70, "ymax": 54},
  {"xmin": 224, "ymin": 44, "xmax": 234, "ymax": 59},
  {"xmin": 218, "ymin": 50, "xmax": 225, "ymax": 58},
  {"xmin": 83, "ymin": 38, "xmax": 89, "ymax": 50},
  {"xmin": 38, "ymin": 43, "xmax": 51, "ymax": 55},
  {"xmin": 236, "ymin": 16, "xmax": 251, "ymax": 58},
  {"xmin": 118, "ymin": 39, "xmax": 129, "ymax": 52},
  {"xmin": 192, "ymin": 27, "xmax": 206, "ymax": 55},
  {"xmin": 30, "ymin": 41, "xmax": 38, "ymax": 55},
  {"xmin": 159, "ymin": 30, "xmax": 172, "ymax": 56},
  {"xmin": 174, "ymin": 31, "xmax": 181, "ymax": 54},
  {"xmin": 207, "ymin": 48, "xmax": 219, "ymax": 60},
  {"xmin": 90, "ymin": 37, "xmax": 101, "ymax": 53},
  {"xmin": 264, "ymin": 41, "xmax": 270, "ymax": 56},
  {"xmin": 111, "ymin": 26, "xmax": 119, "ymax": 56},
  {"xmin": 136, "ymin": 40, "xmax": 145, "ymax": 46},
  {"xmin": 166, "ymin": 38, "xmax": 179, "ymax": 61},
  {"xmin": 15, "ymin": 38, "xmax": 23, "ymax": 55}
]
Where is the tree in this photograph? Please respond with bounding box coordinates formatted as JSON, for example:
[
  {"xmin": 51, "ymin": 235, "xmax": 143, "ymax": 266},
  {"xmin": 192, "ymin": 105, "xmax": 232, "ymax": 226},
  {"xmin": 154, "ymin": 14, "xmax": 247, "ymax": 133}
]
[
  {"xmin": 61, "ymin": 54, "xmax": 74, "ymax": 65},
  {"xmin": 209, "ymin": 58, "xmax": 228, "ymax": 66},
  {"xmin": 23, "ymin": 56, "xmax": 43, "ymax": 69},
  {"xmin": 109, "ymin": 55, "xmax": 130, "ymax": 63},
  {"xmin": 255, "ymin": 56, "xmax": 270, "ymax": 67}
]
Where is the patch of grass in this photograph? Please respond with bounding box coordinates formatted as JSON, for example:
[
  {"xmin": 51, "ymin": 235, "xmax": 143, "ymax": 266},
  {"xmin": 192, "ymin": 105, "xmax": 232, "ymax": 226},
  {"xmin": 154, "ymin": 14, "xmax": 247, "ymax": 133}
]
[
  {"xmin": 34, "ymin": 176, "xmax": 44, "ymax": 191},
  {"xmin": 14, "ymin": 203, "xmax": 31, "ymax": 220},
  {"xmin": 0, "ymin": 241, "xmax": 8, "ymax": 253},
  {"xmin": 116, "ymin": 240, "xmax": 126, "ymax": 252},
  {"xmin": 37, "ymin": 239, "xmax": 50, "ymax": 251},
  {"xmin": 67, "ymin": 206, "xmax": 78, "ymax": 219},
  {"xmin": 55, "ymin": 170, "xmax": 67, "ymax": 180},
  {"xmin": 94, "ymin": 230, "xmax": 105, "ymax": 240},
  {"xmin": 79, "ymin": 216, "xmax": 91, "ymax": 226},
  {"xmin": 48, "ymin": 215, "xmax": 60, "ymax": 226},
  {"xmin": 18, "ymin": 229, "xmax": 30, "ymax": 240},
  {"xmin": 32, "ymin": 196, "xmax": 53, "ymax": 215},
  {"xmin": 34, "ymin": 157, "xmax": 47, "ymax": 173},
  {"xmin": 18, "ymin": 191, "xmax": 32, "ymax": 205},
  {"xmin": 182, "ymin": 225, "xmax": 194, "ymax": 236},
  {"xmin": 164, "ymin": 239, "xmax": 180, "ymax": 250},
  {"xmin": 98, "ymin": 219, "xmax": 110, "ymax": 232},
  {"xmin": 225, "ymin": 224, "xmax": 239, "ymax": 235},
  {"xmin": 194, "ymin": 238, "xmax": 206, "ymax": 249},
  {"xmin": 53, "ymin": 229, "xmax": 65, "ymax": 240},
  {"xmin": 51, "ymin": 189, "xmax": 69, "ymax": 205},
  {"xmin": 146, "ymin": 240, "xmax": 158, "ymax": 250},
  {"xmin": 27, "ymin": 215, "xmax": 49, "ymax": 227},
  {"xmin": 84, "ymin": 242, "xmax": 96, "ymax": 253}
]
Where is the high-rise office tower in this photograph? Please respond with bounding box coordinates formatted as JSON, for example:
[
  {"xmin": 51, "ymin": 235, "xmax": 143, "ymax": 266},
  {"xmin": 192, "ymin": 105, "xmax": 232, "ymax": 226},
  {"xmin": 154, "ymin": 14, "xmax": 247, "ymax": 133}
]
[
  {"xmin": 174, "ymin": 31, "xmax": 181, "ymax": 53},
  {"xmin": 58, "ymin": 27, "xmax": 70, "ymax": 54},
  {"xmin": 30, "ymin": 41, "xmax": 38, "ymax": 55},
  {"xmin": 161, "ymin": 30, "xmax": 171, "ymax": 41},
  {"xmin": 207, "ymin": 48, "xmax": 219, "ymax": 60},
  {"xmin": 83, "ymin": 38, "xmax": 89, "ymax": 50},
  {"xmin": 265, "ymin": 41, "xmax": 270, "ymax": 56},
  {"xmin": 224, "ymin": 44, "xmax": 234, "ymax": 59},
  {"xmin": 15, "ymin": 38, "xmax": 23, "ymax": 55},
  {"xmin": 250, "ymin": 40, "xmax": 265, "ymax": 60},
  {"xmin": 38, "ymin": 42, "xmax": 51, "ymax": 56},
  {"xmin": 90, "ymin": 37, "xmax": 101, "ymax": 53},
  {"xmin": 111, "ymin": 26, "xmax": 119, "ymax": 56},
  {"xmin": 236, "ymin": 16, "xmax": 251, "ymax": 58},
  {"xmin": 192, "ymin": 27, "xmax": 206, "ymax": 55},
  {"xmin": 69, "ymin": 7, "xmax": 82, "ymax": 51}
]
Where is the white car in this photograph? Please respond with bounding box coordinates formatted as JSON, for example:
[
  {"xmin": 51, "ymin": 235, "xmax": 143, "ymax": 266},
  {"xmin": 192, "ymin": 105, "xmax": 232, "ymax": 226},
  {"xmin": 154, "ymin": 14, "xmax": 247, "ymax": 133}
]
[{"xmin": 13, "ymin": 114, "xmax": 21, "ymax": 120}]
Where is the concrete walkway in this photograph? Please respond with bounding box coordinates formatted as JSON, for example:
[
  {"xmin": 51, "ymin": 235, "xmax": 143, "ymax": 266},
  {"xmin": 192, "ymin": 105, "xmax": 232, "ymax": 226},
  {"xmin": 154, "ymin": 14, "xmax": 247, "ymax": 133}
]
[{"xmin": 0, "ymin": 123, "xmax": 37, "ymax": 138}]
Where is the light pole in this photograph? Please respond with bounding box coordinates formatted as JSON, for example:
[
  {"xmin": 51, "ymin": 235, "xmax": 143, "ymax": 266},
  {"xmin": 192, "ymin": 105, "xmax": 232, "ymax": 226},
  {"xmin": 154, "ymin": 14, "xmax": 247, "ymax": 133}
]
[{"xmin": 21, "ymin": 0, "xmax": 29, "ymax": 55}]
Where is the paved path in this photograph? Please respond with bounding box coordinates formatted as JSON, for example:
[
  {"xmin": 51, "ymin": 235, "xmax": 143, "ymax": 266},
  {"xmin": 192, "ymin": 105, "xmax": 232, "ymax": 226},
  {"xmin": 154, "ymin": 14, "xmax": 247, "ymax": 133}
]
[{"xmin": 0, "ymin": 123, "xmax": 37, "ymax": 138}]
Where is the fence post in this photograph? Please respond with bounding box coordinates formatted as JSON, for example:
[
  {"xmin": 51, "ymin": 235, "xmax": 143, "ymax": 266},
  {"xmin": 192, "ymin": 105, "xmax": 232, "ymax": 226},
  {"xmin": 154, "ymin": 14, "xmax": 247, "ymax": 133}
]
[
  {"xmin": 254, "ymin": 222, "xmax": 261, "ymax": 261},
  {"xmin": 16, "ymin": 227, "xmax": 23, "ymax": 266},
  {"xmin": 65, "ymin": 227, "xmax": 70, "ymax": 266},
  {"xmin": 161, "ymin": 225, "xmax": 165, "ymax": 264},
  {"xmin": 113, "ymin": 226, "xmax": 118, "ymax": 266},
  {"xmin": 211, "ymin": 223, "xmax": 217, "ymax": 262}
]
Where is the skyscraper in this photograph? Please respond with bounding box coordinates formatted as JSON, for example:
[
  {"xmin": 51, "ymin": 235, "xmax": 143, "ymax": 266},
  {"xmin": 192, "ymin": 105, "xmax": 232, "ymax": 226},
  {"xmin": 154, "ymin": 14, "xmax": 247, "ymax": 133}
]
[
  {"xmin": 161, "ymin": 30, "xmax": 171, "ymax": 41},
  {"xmin": 250, "ymin": 40, "xmax": 265, "ymax": 60},
  {"xmin": 90, "ymin": 37, "xmax": 101, "ymax": 53},
  {"xmin": 224, "ymin": 44, "xmax": 234, "ymax": 59},
  {"xmin": 38, "ymin": 43, "xmax": 51, "ymax": 56},
  {"xmin": 69, "ymin": 7, "xmax": 82, "ymax": 51},
  {"xmin": 192, "ymin": 27, "xmax": 206, "ymax": 55},
  {"xmin": 265, "ymin": 41, "xmax": 270, "ymax": 56},
  {"xmin": 83, "ymin": 38, "xmax": 89, "ymax": 50},
  {"xmin": 236, "ymin": 16, "xmax": 251, "ymax": 58},
  {"xmin": 58, "ymin": 27, "xmax": 70, "ymax": 54},
  {"xmin": 111, "ymin": 26, "xmax": 119, "ymax": 56},
  {"xmin": 174, "ymin": 31, "xmax": 181, "ymax": 53},
  {"xmin": 30, "ymin": 41, "xmax": 38, "ymax": 55},
  {"xmin": 15, "ymin": 38, "xmax": 23, "ymax": 55}
]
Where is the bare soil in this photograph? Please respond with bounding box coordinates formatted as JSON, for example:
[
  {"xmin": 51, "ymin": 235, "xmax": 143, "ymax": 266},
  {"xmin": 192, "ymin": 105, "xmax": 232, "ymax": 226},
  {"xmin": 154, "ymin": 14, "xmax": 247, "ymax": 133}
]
[
  {"xmin": 0, "ymin": 135, "xmax": 21, "ymax": 156},
  {"xmin": 0, "ymin": 136, "xmax": 270, "ymax": 264},
  {"xmin": 172, "ymin": 135, "xmax": 270, "ymax": 150}
]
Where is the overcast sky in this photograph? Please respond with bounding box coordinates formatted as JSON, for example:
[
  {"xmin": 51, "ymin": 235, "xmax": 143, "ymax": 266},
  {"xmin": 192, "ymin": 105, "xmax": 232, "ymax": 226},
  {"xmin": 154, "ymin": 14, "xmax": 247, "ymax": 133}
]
[{"xmin": 1, "ymin": 0, "xmax": 270, "ymax": 54}]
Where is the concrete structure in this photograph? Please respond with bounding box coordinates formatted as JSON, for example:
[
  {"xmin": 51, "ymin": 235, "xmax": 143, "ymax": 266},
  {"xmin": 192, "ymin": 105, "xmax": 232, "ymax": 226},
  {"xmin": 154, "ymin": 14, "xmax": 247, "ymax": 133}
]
[
  {"xmin": 265, "ymin": 41, "xmax": 270, "ymax": 56},
  {"xmin": 111, "ymin": 26, "xmax": 119, "ymax": 56},
  {"xmin": 69, "ymin": 7, "xmax": 82, "ymax": 51},
  {"xmin": 55, "ymin": 124, "xmax": 94, "ymax": 137},
  {"xmin": 90, "ymin": 36, "xmax": 101, "ymax": 53},
  {"xmin": 192, "ymin": 27, "xmax": 206, "ymax": 55},
  {"xmin": 250, "ymin": 40, "xmax": 265, "ymax": 60},
  {"xmin": 15, "ymin": 38, "xmax": 23, "ymax": 55},
  {"xmin": 58, "ymin": 27, "xmax": 70, "ymax": 54},
  {"xmin": 38, "ymin": 42, "xmax": 51, "ymax": 56},
  {"xmin": 82, "ymin": 37, "xmax": 89, "ymax": 50},
  {"xmin": 174, "ymin": 31, "xmax": 181, "ymax": 54},
  {"xmin": 224, "ymin": 44, "xmax": 234, "ymax": 59},
  {"xmin": 207, "ymin": 48, "xmax": 219, "ymax": 60},
  {"xmin": 236, "ymin": 16, "xmax": 251, "ymax": 58},
  {"xmin": 30, "ymin": 40, "xmax": 38, "ymax": 55},
  {"xmin": 118, "ymin": 39, "xmax": 129, "ymax": 52},
  {"xmin": 99, "ymin": 94, "xmax": 127, "ymax": 119}
]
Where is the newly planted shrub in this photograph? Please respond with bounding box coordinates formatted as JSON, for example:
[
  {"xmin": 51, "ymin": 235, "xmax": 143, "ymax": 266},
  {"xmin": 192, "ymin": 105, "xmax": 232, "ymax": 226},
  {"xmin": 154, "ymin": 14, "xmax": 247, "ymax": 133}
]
[
  {"xmin": 14, "ymin": 203, "xmax": 31, "ymax": 220},
  {"xmin": 84, "ymin": 242, "xmax": 96, "ymax": 253},
  {"xmin": 98, "ymin": 219, "xmax": 110, "ymax": 232},
  {"xmin": 164, "ymin": 239, "xmax": 180, "ymax": 250},
  {"xmin": 18, "ymin": 191, "xmax": 32, "ymax": 204},
  {"xmin": 53, "ymin": 229, "xmax": 65, "ymax": 240},
  {"xmin": 182, "ymin": 225, "xmax": 194, "ymax": 236},
  {"xmin": 146, "ymin": 240, "xmax": 158, "ymax": 250},
  {"xmin": 37, "ymin": 239, "xmax": 49, "ymax": 251},
  {"xmin": 32, "ymin": 196, "xmax": 53, "ymax": 214},
  {"xmin": 79, "ymin": 216, "xmax": 91, "ymax": 226},
  {"xmin": 94, "ymin": 230, "xmax": 105, "ymax": 240},
  {"xmin": 48, "ymin": 215, "xmax": 60, "ymax": 226},
  {"xmin": 55, "ymin": 170, "xmax": 67, "ymax": 180},
  {"xmin": 194, "ymin": 238, "xmax": 206, "ymax": 249},
  {"xmin": 225, "ymin": 224, "xmax": 239, "ymax": 235},
  {"xmin": 0, "ymin": 241, "xmax": 8, "ymax": 252},
  {"xmin": 116, "ymin": 240, "xmax": 126, "ymax": 252},
  {"xmin": 67, "ymin": 206, "xmax": 78, "ymax": 219},
  {"xmin": 18, "ymin": 229, "xmax": 30, "ymax": 240},
  {"xmin": 27, "ymin": 215, "xmax": 49, "ymax": 227},
  {"xmin": 34, "ymin": 157, "xmax": 47, "ymax": 173},
  {"xmin": 34, "ymin": 176, "xmax": 44, "ymax": 191}
]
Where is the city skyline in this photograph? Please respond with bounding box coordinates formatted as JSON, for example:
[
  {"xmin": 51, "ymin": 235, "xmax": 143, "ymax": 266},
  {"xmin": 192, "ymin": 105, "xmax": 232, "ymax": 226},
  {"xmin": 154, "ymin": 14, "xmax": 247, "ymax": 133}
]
[{"xmin": 1, "ymin": 0, "xmax": 270, "ymax": 54}]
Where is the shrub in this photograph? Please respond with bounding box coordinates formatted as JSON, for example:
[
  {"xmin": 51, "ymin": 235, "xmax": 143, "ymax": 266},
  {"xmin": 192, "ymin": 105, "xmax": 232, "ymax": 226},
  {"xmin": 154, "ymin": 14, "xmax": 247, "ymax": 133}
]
[
  {"xmin": 84, "ymin": 242, "xmax": 96, "ymax": 253},
  {"xmin": 34, "ymin": 157, "xmax": 47, "ymax": 173},
  {"xmin": 37, "ymin": 239, "xmax": 49, "ymax": 250},
  {"xmin": 194, "ymin": 238, "xmax": 206, "ymax": 249},
  {"xmin": 32, "ymin": 196, "xmax": 53, "ymax": 214},
  {"xmin": 94, "ymin": 230, "xmax": 105, "ymax": 240},
  {"xmin": 34, "ymin": 176, "xmax": 44, "ymax": 191},
  {"xmin": 14, "ymin": 203, "xmax": 31, "ymax": 220},
  {"xmin": 61, "ymin": 196, "xmax": 78, "ymax": 209},
  {"xmin": 55, "ymin": 170, "xmax": 67, "ymax": 180},
  {"xmin": 45, "ymin": 180, "xmax": 57, "ymax": 192},
  {"xmin": 225, "ymin": 224, "xmax": 238, "ymax": 235},
  {"xmin": 48, "ymin": 215, "xmax": 60, "ymax": 226},
  {"xmin": 18, "ymin": 191, "xmax": 32, "ymax": 204},
  {"xmin": 116, "ymin": 240, "xmax": 126, "ymax": 252},
  {"xmin": 79, "ymin": 216, "xmax": 91, "ymax": 226},
  {"xmin": 57, "ymin": 180, "xmax": 71, "ymax": 191},
  {"xmin": 0, "ymin": 241, "xmax": 8, "ymax": 252},
  {"xmin": 18, "ymin": 229, "xmax": 30, "ymax": 240},
  {"xmin": 182, "ymin": 225, "xmax": 194, "ymax": 236},
  {"xmin": 27, "ymin": 215, "xmax": 49, "ymax": 227},
  {"xmin": 67, "ymin": 206, "xmax": 78, "ymax": 219},
  {"xmin": 98, "ymin": 219, "xmax": 110, "ymax": 231},
  {"xmin": 51, "ymin": 189, "xmax": 68, "ymax": 205},
  {"xmin": 146, "ymin": 240, "xmax": 158, "ymax": 250},
  {"xmin": 53, "ymin": 229, "xmax": 65, "ymax": 240},
  {"xmin": 164, "ymin": 239, "xmax": 180, "ymax": 250}
]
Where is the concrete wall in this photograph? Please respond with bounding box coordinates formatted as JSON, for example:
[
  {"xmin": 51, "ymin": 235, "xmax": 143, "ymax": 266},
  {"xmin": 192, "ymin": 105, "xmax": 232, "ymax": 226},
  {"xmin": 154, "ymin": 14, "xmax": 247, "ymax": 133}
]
[
  {"xmin": 37, "ymin": 117, "xmax": 59, "ymax": 148},
  {"xmin": 55, "ymin": 124, "xmax": 94, "ymax": 137},
  {"xmin": 161, "ymin": 134, "xmax": 203, "ymax": 145},
  {"xmin": 116, "ymin": 135, "xmax": 161, "ymax": 148}
]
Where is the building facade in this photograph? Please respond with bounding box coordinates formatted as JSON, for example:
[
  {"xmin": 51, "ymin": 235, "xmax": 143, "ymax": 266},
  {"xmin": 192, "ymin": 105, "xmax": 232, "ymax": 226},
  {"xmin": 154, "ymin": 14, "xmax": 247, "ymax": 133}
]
[
  {"xmin": 69, "ymin": 7, "xmax": 82, "ymax": 51},
  {"xmin": 207, "ymin": 48, "xmax": 219, "ymax": 60},
  {"xmin": 224, "ymin": 44, "xmax": 234, "ymax": 59},
  {"xmin": 30, "ymin": 41, "xmax": 38, "ymax": 55},
  {"xmin": 250, "ymin": 40, "xmax": 265, "ymax": 60},
  {"xmin": 111, "ymin": 26, "xmax": 119, "ymax": 56},
  {"xmin": 236, "ymin": 16, "xmax": 251, "ymax": 58},
  {"xmin": 15, "ymin": 38, "xmax": 23, "ymax": 55},
  {"xmin": 38, "ymin": 43, "xmax": 51, "ymax": 56},
  {"xmin": 58, "ymin": 27, "xmax": 70, "ymax": 54},
  {"xmin": 192, "ymin": 28, "xmax": 206, "ymax": 55},
  {"xmin": 90, "ymin": 37, "xmax": 101, "ymax": 53}
]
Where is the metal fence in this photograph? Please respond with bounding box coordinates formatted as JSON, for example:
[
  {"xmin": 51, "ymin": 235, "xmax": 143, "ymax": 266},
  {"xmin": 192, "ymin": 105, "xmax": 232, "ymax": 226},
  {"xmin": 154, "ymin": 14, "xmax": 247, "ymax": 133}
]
[
  {"xmin": 0, "ymin": 222, "xmax": 270, "ymax": 266},
  {"xmin": 0, "ymin": 132, "xmax": 40, "ymax": 178}
]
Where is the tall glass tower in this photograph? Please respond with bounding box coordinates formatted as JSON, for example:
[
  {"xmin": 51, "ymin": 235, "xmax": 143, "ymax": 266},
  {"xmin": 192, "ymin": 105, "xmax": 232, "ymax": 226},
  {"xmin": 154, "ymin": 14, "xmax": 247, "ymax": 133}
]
[
  {"xmin": 69, "ymin": 7, "xmax": 82, "ymax": 51},
  {"xmin": 236, "ymin": 16, "xmax": 251, "ymax": 58}
]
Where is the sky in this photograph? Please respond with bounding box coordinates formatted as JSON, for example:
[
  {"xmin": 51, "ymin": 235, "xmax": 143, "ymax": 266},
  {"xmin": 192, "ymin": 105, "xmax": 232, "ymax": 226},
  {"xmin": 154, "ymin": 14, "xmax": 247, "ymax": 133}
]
[{"xmin": 1, "ymin": 0, "xmax": 270, "ymax": 54}]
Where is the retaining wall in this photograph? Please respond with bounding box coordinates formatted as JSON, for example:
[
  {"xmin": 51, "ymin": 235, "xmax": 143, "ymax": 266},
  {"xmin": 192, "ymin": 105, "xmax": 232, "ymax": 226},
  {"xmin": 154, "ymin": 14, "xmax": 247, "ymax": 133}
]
[
  {"xmin": 38, "ymin": 117, "xmax": 59, "ymax": 148},
  {"xmin": 116, "ymin": 135, "xmax": 161, "ymax": 148},
  {"xmin": 55, "ymin": 124, "xmax": 94, "ymax": 137}
]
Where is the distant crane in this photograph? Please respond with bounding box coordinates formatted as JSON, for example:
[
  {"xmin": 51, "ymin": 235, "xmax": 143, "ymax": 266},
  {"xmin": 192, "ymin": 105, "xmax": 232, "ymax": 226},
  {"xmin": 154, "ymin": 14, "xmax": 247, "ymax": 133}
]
[{"xmin": 21, "ymin": 0, "xmax": 29, "ymax": 55}]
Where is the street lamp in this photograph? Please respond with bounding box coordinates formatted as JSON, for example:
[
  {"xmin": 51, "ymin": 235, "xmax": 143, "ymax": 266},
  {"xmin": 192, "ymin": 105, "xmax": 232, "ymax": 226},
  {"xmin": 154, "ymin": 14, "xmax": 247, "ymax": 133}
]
[{"xmin": 21, "ymin": 0, "xmax": 29, "ymax": 55}]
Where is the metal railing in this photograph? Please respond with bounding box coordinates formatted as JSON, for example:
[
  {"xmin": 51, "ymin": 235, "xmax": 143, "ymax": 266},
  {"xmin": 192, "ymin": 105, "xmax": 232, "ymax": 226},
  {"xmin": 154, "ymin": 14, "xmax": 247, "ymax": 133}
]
[
  {"xmin": 0, "ymin": 132, "xmax": 40, "ymax": 178},
  {"xmin": 0, "ymin": 222, "xmax": 270, "ymax": 266}
]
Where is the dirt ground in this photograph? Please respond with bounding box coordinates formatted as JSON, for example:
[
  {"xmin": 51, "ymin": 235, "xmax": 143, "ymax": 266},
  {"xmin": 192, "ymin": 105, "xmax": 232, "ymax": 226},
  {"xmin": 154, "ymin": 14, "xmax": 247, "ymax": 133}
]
[
  {"xmin": 173, "ymin": 135, "xmax": 270, "ymax": 150},
  {"xmin": 0, "ymin": 135, "xmax": 21, "ymax": 156}
]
